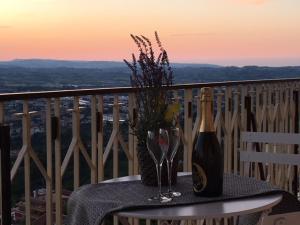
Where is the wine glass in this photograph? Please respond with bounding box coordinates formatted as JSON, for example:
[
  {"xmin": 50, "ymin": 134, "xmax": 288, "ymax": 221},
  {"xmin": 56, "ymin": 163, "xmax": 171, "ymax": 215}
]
[
  {"xmin": 146, "ymin": 130, "xmax": 172, "ymax": 203},
  {"xmin": 162, "ymin": 128, "xmax": 181, "ymax": 197}
]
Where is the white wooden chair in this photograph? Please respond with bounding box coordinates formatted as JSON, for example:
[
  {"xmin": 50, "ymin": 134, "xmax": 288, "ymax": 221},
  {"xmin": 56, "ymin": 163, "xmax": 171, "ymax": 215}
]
[{"xmin": 240, "ymin": 131, "xmax": 300, "ymax": 225}]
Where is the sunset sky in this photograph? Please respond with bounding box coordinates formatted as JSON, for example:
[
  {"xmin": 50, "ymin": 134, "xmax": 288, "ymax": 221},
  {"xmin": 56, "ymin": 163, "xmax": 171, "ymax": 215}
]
[{"xmin": 0, "ymin": 0, "xmax": 299, "ymax": 66}]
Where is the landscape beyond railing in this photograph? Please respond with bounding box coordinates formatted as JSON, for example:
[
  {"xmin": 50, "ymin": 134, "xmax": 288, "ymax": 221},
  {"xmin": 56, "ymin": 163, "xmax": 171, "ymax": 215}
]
[{"xmin": 0, "ymin": 77, "xmax": 300, "ymax": 225}]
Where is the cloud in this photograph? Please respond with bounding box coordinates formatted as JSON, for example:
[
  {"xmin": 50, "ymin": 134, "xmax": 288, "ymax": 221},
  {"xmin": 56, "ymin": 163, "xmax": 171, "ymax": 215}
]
[
  {"xmin": 28, "ymin": 0, "xmax": 56, "ymax": 3},
  {"xmin": 232, "ymin": 0, "xmax": 269, "ymax": 4},
  {"xmin": 0, "ymin": 25, "xmax": 12, "ymax": 29},
  {"xmin": 170, "ymin": 32, "xmax": 216, "ymax": 37}
]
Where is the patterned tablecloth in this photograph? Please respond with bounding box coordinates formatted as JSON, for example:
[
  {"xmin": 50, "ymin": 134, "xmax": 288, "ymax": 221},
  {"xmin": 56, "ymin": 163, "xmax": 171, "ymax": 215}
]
[{"xmin": 67, "ymin": 174, "xmax": 299, "ymax": 225}]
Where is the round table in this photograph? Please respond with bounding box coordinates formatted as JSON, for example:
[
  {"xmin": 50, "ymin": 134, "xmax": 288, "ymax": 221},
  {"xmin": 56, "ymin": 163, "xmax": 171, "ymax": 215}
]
[{"xmin": 102, "ymin": 173, "xmax": 282, "ymax": 222}]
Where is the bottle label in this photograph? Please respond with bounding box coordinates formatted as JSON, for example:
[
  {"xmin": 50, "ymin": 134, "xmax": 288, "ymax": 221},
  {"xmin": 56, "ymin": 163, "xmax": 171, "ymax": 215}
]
[{"xmin": 192, "ymin": 163, "xmax": 207, "ymax": 193}]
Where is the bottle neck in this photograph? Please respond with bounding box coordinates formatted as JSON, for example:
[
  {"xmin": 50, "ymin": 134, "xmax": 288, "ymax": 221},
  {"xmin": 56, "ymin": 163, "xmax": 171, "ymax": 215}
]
[{"xmin": 199, "ymin": 100, "xmax": 215, "ymax": 132}]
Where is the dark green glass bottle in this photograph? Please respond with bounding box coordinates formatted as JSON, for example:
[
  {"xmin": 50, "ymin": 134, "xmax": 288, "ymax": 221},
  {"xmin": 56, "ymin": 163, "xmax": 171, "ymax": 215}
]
[{"xmin": 192, "ymin": 87, "xmax": 223, "ymax": 197}]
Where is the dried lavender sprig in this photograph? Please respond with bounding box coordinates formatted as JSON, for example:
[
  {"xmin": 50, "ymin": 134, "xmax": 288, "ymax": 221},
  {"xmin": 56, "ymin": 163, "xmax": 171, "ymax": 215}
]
[
  {"xmin": 130, "ymin": 34, "xmax": 142, "ymax": 52},
  {"xmin": 135, "ymin": 35, "xmax": 149, "ymax": 55},
  {"xmin": 155, "ymin": 31, "xmax": 164, "ymax": 52},
  {"xmin": 141, "ymin": 35, "xmax": 155, "ymax": 62}
]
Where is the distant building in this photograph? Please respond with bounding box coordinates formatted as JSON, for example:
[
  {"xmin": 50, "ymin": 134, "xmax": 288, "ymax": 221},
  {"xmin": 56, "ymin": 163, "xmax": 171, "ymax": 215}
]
[{"xmin": 11, "ymin": 188, "xmax": 72, "ymax": 225}]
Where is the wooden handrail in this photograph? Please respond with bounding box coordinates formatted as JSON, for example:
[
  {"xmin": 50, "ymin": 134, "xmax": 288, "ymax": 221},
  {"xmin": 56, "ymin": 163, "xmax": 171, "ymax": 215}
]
[{"xmin": 0, "ymin": 77, "xmax": 299, "ymax": 101}]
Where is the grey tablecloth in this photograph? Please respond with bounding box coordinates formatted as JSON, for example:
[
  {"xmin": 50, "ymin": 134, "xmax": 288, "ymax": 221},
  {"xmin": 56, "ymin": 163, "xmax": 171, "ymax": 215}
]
[{"xmin": 67, "ymin": 174, "xmax": 298, "ymax": 225}]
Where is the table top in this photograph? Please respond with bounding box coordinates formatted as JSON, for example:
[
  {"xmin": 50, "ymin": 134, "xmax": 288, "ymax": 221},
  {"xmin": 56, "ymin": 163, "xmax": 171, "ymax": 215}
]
[{"xmin": 102, "ymin": 173, "xmax": 282, "ymax": 220}]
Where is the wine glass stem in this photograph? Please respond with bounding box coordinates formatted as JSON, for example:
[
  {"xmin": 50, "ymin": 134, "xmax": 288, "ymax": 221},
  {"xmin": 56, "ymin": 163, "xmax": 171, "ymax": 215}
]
[
  {"xmin": 156, "ymin": 164, "xmax": 162, "ymax": 198},
  {"xmin": 170, "ymin": 160, "xmax": 173, "ymax": 190},
  {"xmin": 167, "ymin": 160, "xmax": 172, "ymax": 193}
]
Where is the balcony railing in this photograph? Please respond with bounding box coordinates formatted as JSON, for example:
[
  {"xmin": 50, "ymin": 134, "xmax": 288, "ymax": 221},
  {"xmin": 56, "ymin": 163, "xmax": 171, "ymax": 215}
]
[{"xmin": 0, "ymin": 78, "xmax": 300, "ymax": 225}]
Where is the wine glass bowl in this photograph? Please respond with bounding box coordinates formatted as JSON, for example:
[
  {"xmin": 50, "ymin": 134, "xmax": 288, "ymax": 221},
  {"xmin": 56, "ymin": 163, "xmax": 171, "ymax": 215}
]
[
  {"xmin": 147, "ymin": 130, "xmax": 172, "ymax": 203},
  {"xmin": 158, "ymin": 128, "xmax": 169, "ymax": 154},
  {"xmin": 168, "ymin": 128, "xmax": 180, "ymax": 161},
  {"xmin": 147, "ymin": 131, "xmax": 165, "ymax": 166},
  {"xmin": 164, "ymin": 127, "xmax": 182, "ymax": 197}
]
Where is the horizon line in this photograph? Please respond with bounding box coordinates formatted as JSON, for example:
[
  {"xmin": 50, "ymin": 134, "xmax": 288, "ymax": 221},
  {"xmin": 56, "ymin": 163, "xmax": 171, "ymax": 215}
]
[{"xmin": 0, "ymin": 57, "xmax": 299, "ymax": 67}]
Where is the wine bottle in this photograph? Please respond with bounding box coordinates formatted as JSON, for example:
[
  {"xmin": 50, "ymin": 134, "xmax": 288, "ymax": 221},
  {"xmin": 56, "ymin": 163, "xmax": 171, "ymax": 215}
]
[{"xmin": 192, "ymin": 87, "xmax": 223, "ymax": 197}]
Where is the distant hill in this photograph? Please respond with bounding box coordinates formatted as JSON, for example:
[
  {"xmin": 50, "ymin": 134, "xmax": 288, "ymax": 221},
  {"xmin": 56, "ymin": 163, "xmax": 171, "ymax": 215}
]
[
  {"xmin": 0, "ymin": 59, "xmax": 221, "ymax": 69},
  {"xmin": 1, "ymin": 63, "xmax": 300, "ymax": 93},
  {"xmin": 172, "ymin": 63, "xmax": 221, "ymax": 68},
  {"xmin": 0, "ymin": 59, "xmax": 127, "ymax": 69},
  {"xmin": 173, "ymin": 66, "xmax": 300, "ymax": 84}
]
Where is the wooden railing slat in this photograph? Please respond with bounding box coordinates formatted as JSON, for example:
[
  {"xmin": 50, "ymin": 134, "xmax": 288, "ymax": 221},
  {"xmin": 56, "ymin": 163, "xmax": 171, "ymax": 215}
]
[
  {"xmin": 97, "ymin": 95, "xmax": 104, "ymax": 182},
  {"xmin": 0, "ymin": 101, "xmax": 3, "ymax": 220},
  {"xmin": 91, "ymin": 96, "xmax": 98, "ymax": 184},
  {"xmin": 45, "ymin": 98, "xmax": 53, "ymax": 225},
  {"xmin": 113, "ymin": 95, "xmax": 119, "ymax": 178},
  {"xmin": 184, "ymin": 89, "xmax": 193, "ymax": 172},
  {"xmin": 54, "ymin": 98, "xmax": 62, "ymax": 225}
]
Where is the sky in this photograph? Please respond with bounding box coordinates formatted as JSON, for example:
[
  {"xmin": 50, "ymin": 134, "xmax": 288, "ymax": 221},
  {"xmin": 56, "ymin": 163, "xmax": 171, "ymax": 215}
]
[{"xmin": 0, "ymin": 0, "xmax": 300, "ymax": 66}]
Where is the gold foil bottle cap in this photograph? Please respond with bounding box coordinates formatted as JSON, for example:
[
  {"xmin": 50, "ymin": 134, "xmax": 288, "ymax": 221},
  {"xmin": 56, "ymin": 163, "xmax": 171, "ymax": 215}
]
[
  {"xmin": 199, "ymin": 87, "xmax": 214, "ymax": 132},
  {"xmin": 200, "ymin": 87, "xmax": 213, "ymax": 101}
]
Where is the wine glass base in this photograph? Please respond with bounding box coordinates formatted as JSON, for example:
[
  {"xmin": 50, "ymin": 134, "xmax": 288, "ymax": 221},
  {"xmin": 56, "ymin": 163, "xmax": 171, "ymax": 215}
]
[
  {"xmin": 164, "ymin": 191, "xmax": 182, "ymax": 198},
  {"xmin": 148, "ymin": 195, "xmax": 172, "ymax": 203},
  {"xmin": 171, "ymin": 191, "xmax": 181, "ymax": 197},
  {"xmin": 148, "ymin": 196, "xmax": 159, "ymax": 201}
]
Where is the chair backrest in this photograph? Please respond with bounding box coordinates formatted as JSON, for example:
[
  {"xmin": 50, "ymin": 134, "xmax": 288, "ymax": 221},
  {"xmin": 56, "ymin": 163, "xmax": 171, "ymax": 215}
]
[
  {"xmin": 240, "ymin": 131, "xmax": 300, "ymax": 192},
  {"xmin": 241, "ymin": 131, "xmax": 300, "ymax": 145},
  {"xmin": 240, "ymin": 132, "xmax": 300, "ymax": 166}
]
